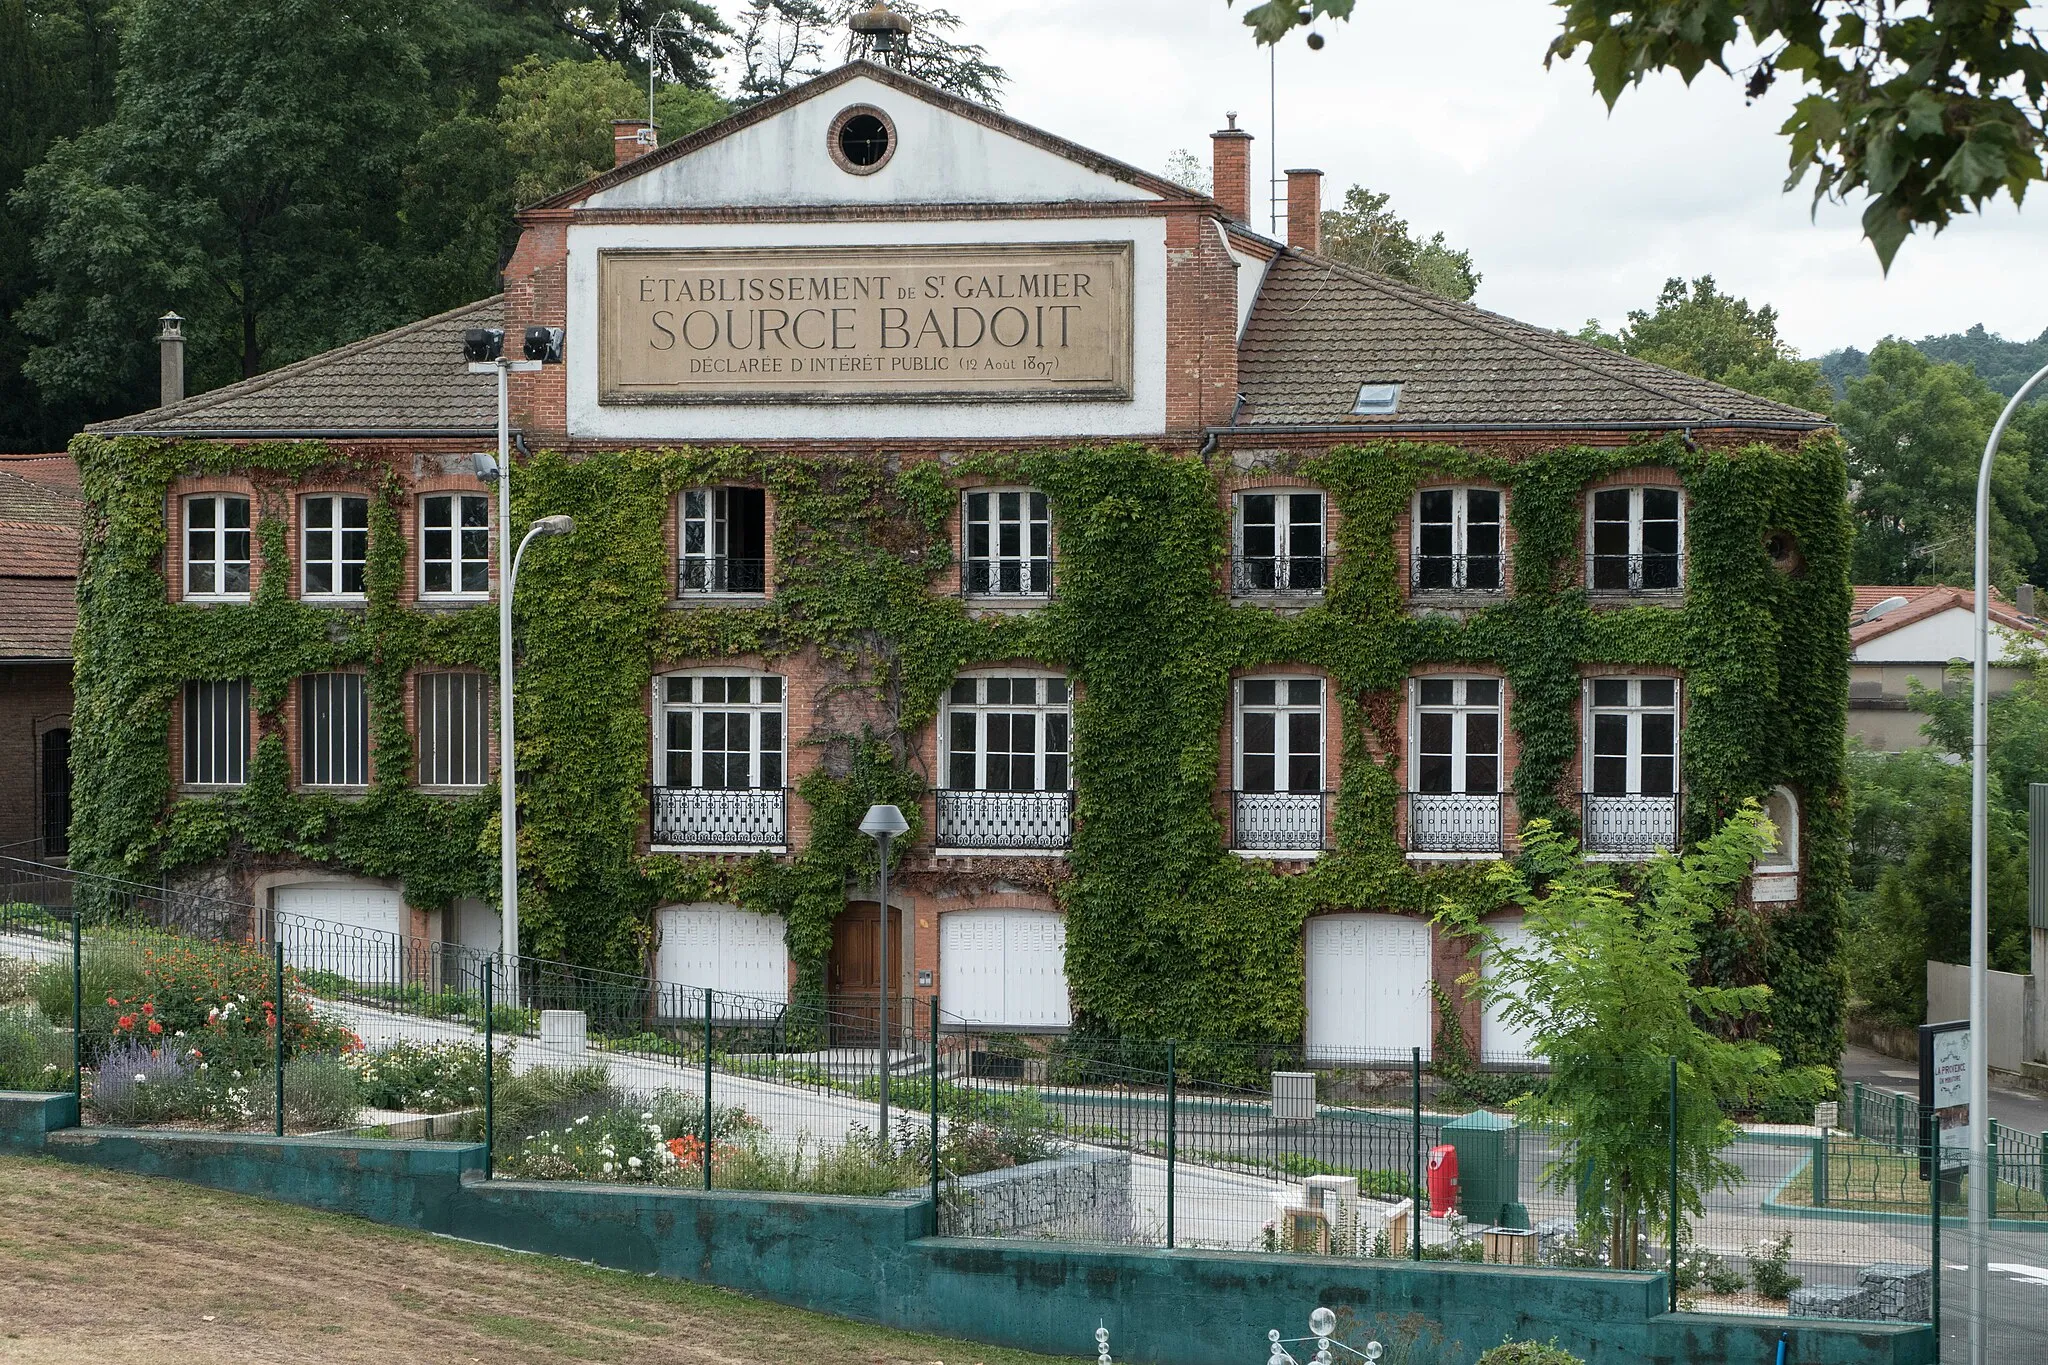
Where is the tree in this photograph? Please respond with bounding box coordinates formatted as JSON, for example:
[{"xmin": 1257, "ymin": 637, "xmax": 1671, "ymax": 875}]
[
  {"xmin": 14, "ymin": 0, "xmax": 440, "ymax": 406},
  {"xmin": 738, "ymin": 0, "xmax": 1006, "ymax": 105},
  {"xmin": 558, "ymin": 0, "xmax": 730, "ymax": 90},
  {"xmin": 496, "ymin": 56, "xmax": 729, "ymax": 206},
  {"xmin": 1234, "ymin": 2, "xmax": 2048, "ymax": 268},
  {"xmin": 1439, "ymin": 810, "xmax": 1826, "ymax": 1269},
  {"xmin": 1574, "ymin": 275, "xmax": 1833, "ymax": 412},
  {"xmin": 1161, "ymin": 147, "xmax": 1210, "ymax": 195},
  {"xmin": 1836, "ymin": 339, "xmax": 2037, "ymax": 587},
  {"xmin": 1825, "ymin": 324, "xmax": 2048, "ymax": 401},
  {"xmin": 1318, "ymin": 184, "xmax": 1482, "ymax": 302}
]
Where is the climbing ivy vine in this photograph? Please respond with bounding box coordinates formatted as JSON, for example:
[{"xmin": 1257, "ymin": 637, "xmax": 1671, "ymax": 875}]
[{"xmin": 65, "ymin": 432, "xmax": 1851, "ymax": 1073}]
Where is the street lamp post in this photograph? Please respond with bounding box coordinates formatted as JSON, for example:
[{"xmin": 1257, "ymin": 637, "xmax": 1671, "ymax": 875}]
[
  {"xmin": 859, "ymin": 802, "xmax": 909, "ymax": 1138},
  {"xmin": 1970, "ymin": 360, "xmax": 2048, "ymax": 1365},
  {"xmin": 464, "ymin": 325, "xmax": 565, "ymax": 1001}
]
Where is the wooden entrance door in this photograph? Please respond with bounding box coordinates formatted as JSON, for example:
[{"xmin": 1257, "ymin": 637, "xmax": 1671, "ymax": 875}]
[{"xmin": 829, "ymin": 902, "xmax": 903, "ymax": 1044}]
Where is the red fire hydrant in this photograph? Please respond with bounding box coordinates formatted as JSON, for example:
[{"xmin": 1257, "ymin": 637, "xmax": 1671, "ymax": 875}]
[{"xmin": 1426, "ymin": 1143, "xmax": 1459, "ymax": 1218}]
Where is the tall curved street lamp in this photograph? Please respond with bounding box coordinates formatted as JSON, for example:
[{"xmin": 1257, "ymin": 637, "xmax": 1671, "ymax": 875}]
[{"xmin": 1969, "ymin": 360, "xmax": 2048, "ymax": 1364}]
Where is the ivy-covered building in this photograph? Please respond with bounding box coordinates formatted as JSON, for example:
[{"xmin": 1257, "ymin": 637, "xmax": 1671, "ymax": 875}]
[{"xmin": 69, "ymin": 61, "xmax": 1850, "ymax": 1073}]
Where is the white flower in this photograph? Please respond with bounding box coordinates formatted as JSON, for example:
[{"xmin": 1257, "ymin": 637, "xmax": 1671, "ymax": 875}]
[
  {"xmin": 627, "ymin": 1156, "xmax": 642, "ymax": 1169},
  {"xmin": 602, "ymin": 1162, "xmax": 614, "ymax": 1174},
  {"xmin": 640, "ymin": 1111, "xmax": 653, "ymax": 1121},
  {"xmin": 133, "ymin": 1073, "xmax": 147, "ymax": 1083},
  {"xmin": 231, "ymin": 1070, "xmax": 241, "ymax": 1080},
  {"xmin": 552, "ymin": 1145, "xmax": 562, "ymax": 1154},
  {"xmin": 575, "ymin": 1115, "xmax": 589, "ymax": 1125}
]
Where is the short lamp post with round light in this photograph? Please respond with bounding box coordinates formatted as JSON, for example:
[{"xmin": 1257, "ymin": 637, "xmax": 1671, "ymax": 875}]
[{"xmin": 859, "ymin": 802, "xmax": 910, "ymax": 1136}]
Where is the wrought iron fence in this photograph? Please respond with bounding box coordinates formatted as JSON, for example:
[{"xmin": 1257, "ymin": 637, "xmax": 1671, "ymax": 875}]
[
  {"xmin": 1409, "ymin": 554, "xmax": 1503, "ymax": 594},
  {"xmin": 1230, "ymin": 555, "xmax": 1327, "ymax": 595},
  {"xmin": 1230, "ymin": 791, "xmax": 1328, "ymax": 852},
  {"xmin": 1579, "ymin": 792, "xmax": 1680, "ymax": 856},
  {"xmin": 1404, "ymin": 792, "xmax": 1503, "ymax": 854},
  {"xmin": 1586, "ymin": 552, "xmax": 1683, "ymax": 595},
  {"xmin": 649, "ymin": 786, "xmax": 787, "ymax": 847},
  {"xmin": 933, "ymin": 789, "xmax": 1073, "ymax": 850},
  {"xmin": 677, "ymin": 556, "xmax": 767, "ymax": 595},
  {"xmin": 963, "ymin": 556, "xmax": 1052, "ymax": 597}
]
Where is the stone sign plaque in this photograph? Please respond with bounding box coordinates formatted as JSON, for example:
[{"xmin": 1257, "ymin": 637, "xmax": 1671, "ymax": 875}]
[{"xmin": 598, "ymin": 242, "xmax": 1133, "ymax": 404}]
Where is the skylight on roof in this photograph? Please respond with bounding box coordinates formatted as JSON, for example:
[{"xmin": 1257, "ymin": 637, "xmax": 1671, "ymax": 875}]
[{"xmin": 1351, "ymin": 383, "xmax": 1402, "ymax": 416}]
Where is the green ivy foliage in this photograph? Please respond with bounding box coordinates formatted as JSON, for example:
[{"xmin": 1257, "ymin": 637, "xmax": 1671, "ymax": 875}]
[{"xmin": 66, "ymin": 431, "xmax": 1851, "ymax": 1071}]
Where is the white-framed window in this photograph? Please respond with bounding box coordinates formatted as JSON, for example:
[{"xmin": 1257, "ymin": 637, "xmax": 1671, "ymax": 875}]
[
  {"xmin": 963, "ymin": 489, "xmax": 1051, "ymax": 597},
  {"xmin": 1758, "ymin": 785, "xmax": 1799, "ymax": 873},
  {"xmin": 420, "ymin": 493, "xmax": 490, "ymax": 597},
  {"xmin": 182, "ymin": 679, "xmax": 249, "ymax": 786},
  {"xmin": 1233, "ymin": 490, "xmax": 1325, "ymax": 594},
  {"xmin": 1409, "ymin": 676, "xmax": 1502, "ymax": 853},
  {"xmin": 945, "ymin": 674, "xmax": 1071, "ymax": 791},
  {"xmin": 657, "ymin": 672, "xmax": 786, "ymax": 790},
  {"xmin": 1412, "ymin": 487, "xmax": 1502, "ymax": 592},
  {"xmin": 418, "ymin": 671, "xmax": 488, "ymax": 787},
  {"xmin": 183, "ymin": 494, "xmax": 251, "ymax": 598},
  {"xmin": 302, "ymin": 493, "xmax": 369, "ymax": 598},
  {"xmin": 1237, "ymin": 677, "xmax": 1324, "ymax": 794},
  {"xmin": 300, "ymin": 672, "xmax": 369, "ymax": 787},
  {"xmin": 1589, "ymin": 486, "xmax": 1683, "ymax": 592},
  {"xmin": 678, "ymin": 487, "xmax": 767, "ymax": 594},
  {"xmin": 1585, "ymin": 677, "xmax": 1678, "ymax": 796}
]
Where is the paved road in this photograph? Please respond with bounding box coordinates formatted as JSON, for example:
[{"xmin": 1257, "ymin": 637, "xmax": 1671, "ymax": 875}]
[{"xmin": 1842, "ymin": 1044, "xmax": 2048, "ymax": 1134}]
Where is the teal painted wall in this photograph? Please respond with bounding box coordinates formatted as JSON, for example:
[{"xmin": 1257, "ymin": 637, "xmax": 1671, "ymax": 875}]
[{"xmin": 3, "ymin": 1097, "xmax": 1934, "ymax": 1365}]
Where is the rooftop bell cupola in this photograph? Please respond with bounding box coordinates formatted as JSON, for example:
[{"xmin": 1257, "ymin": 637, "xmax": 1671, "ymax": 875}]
[{"xmin": 849, "ymin": 2, "xmax": 913, "ymax": 66}]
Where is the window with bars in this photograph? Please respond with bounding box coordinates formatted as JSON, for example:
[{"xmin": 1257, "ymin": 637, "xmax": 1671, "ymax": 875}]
[
  {"xmin": 659, "ymin": 673, "xmax": 785, "ymax": 789},
  {"xmin": 678, "ymin": 487, "xmax": 767, "ymax": 594},
  {"xmin": 1233, "ymin": 491, "xmax": 1324, "ymax": 593},
  {"xmin": 963, "ymin": 490, "xmax": 1051, "ymax": 597},
  {"xmin": 945, "ymin": 675, "xmax": 1071, "ymax": 791},
  {"xmin": 1589, "ymin": 486, "xmax": 1682, "ymax": 592},
  {"xmin": 421, "ymin": 493, "xmax": 490, "ymax": 597},
  {"xmin": 1237, "ymin": 677, "xmax": 1324, "ymax": 793},
  {"xmin": 418, "ymin": 672, "xmax": 488, "ymax": 787},
  {"xmin": 184, "ymin": 495, "xmax": 251, "ymax": 598},
  {"xmin": 302, "ymin": 494, "xmax": 369, "ymax": 597},
  {"xmin": 1413, "ymin": 487, "xmax": 1502, "ymax": 591},
  {"xmin": 1587, "ymin": 677, "xmax": 1678, "ymax": 796},
  {"xmin": 300, "ymin": 673, "xmax": 369, "ymax": 786},
  {"xmin": 182, "ymin": 679, "xmax": 249, "ymax": 785}
]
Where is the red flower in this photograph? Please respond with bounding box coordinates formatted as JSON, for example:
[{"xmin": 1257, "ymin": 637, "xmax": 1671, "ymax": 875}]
[
  {"xmin": 141, "ymin": 1003, "xmax": 154, "ymax": 1017},
  {"xmin": 116, "ymin": 1015, "xmax": 136, "ymax": 1030},
  {"xmin": 147, "ymin": 1020, "xmax": 163, "ymax": 1035},
  {"xmin": 104, "ymin": 996, "xmax": 118, "ymax": 1008}
]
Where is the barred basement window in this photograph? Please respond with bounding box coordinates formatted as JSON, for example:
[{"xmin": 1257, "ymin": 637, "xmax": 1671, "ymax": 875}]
[
  {"xmin": 300, "ymin": 672, "xmax": 369, "ymax": 786},
  {"xmin": 418, "ymin": 672, "xmax": 488, "ymax": 787},
  {"xmin": 182, "ymin": 679, "xmax": 249, "ymax": 785},
  {"xmin": 963, "ymin": 490, "xmax": 1050, "ymax": 597},
  {"xmin": 421, "ymin": 493, "xmax": 490, "ymax": 597},
  {"xmin": 184, "ymin": 494, "xmax": 251, "ymax": 598},
  {"xmin": 302, "ymin": 494, "xmax": 369, "ymax": 598}
]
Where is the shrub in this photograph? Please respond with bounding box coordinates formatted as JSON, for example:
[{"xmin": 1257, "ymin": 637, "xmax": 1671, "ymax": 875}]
[
  {"xmin": 470, "ymin": 1063, "xmax": 613, "ymax": 1150},
  {"xmin": 0, "ymin": 954, "xmax": 39, "ymax": 1004},
  {"xmin": 1476, "ymin": 1342, "xmax": 1584, "ymax": 1365},
  {"xmin": 0, "ymin": 1006, "xmax": 69, "ymax": 1089},
  {"xmin": 88, "ymin": 1041, "xmax": 205, "ymax": 1124},
  {"xmin": 281, "ymin": 1054, "xmax": 362, "ymax": 1131},
  {"xmin": 346, "ymin": 1039, "xmax": 489, "ymax": 1113},
  {"xmin": 1747, "ymin": 1232, "xmax": 1802, "ymax": 1300},
  {"xmin": 32, "ymin": 942, "xmax": 149, "ymax": 1051}
]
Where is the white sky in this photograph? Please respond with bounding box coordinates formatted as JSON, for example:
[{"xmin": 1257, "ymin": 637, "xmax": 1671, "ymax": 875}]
[{"xmin": 722, "ymin": 1, "xmax": 2048, "ymax": 359}]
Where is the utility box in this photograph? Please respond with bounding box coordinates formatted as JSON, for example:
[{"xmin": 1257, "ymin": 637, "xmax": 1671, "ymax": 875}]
[
  {"xmin": 1272, "ymin": 1071, "xmax": 1316, "ymax": 1121},
  {"xmin": 1442, "ymin": 1110, "xmax": 1523, "ymax": 1227}
]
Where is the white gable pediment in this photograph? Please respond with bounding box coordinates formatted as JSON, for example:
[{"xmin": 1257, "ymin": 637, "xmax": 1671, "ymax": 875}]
[
  {"xmin": 1856, "ymin": 606, "xmax": 2036, "ymax": 664},
  {"xmin": 584, "ymin": 73, "xmax": 1163, "ymax": 210}
]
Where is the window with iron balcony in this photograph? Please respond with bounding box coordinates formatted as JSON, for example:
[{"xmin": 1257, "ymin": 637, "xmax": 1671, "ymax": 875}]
[
  {"xmin": 962, "ymin": 489, "xmax": 1051, "ymax": 600},
  {"xmin": 678, "ymin": 487, "xmax": 767, "ymax": 597},
  {"xmin": 1231, "ymin": 490, "xmax": 1326, "ymax": 598},
  {"xmin": 1232, "ymin": 676, "xmax": 1328, "ymax": 853},
  {"xmin": 938, "ymin": 672, "xmax": 1072, "ymax": 851},
  {"xmin": 1587, "ymin": 486, "xmax": 1683, "ymax": 596},
  {"xmin": 1406, "ymin": 676, "xmax": 1502, "ymax": 855},
  {"xmin": 652, "ymin": 671, "xmax": 787, "ymax": 849},
  {"xmin": 1582, "ymin": 676, "xmax": 1681, "ymax": 857},
  {"xmin": 1411, "ymin": 487, "xmax": 1502, "ymax": 595}
]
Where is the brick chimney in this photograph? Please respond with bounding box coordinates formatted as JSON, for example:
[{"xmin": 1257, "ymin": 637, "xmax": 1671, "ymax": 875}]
[
  {"xmin": 1210, "ymin": 112, "xmax": 1252, "ymax": 222},
  {"xmin": 157, "ymin": 312, "xmax": 185, "ymax": 407},
  {"xmin": 1286, "ymin": 168, "xmax": 1323, "ymax": 253},
  {"xmin": 612, "ymin": 119, "xmax": 656, "ymax": 168}
]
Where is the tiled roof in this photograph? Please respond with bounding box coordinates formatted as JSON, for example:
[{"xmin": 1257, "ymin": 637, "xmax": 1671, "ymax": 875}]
[
  {"xmin": 0, "ymin": 465, "xmax": 81, "ymax": 527},
  {"xmin": 0, "ymin": 452, "xmax": 81, "ymax": 496},
  {"xmin": 0, "ymin": 575, "xmax": 76, "ymax": 658},
  {"xmin": 1849, "ymin": 584, "xmax": 2039, "ymax": 648},
  {"xmin": 1236, "ymin": 251, "xmax": 1831, "ymax": 431},
  {"xmin": 87, "ymin": 296, "xmax": 504, "ymax": 436},
  {"xmin": 0, "ymin": 522, "xmax": 80, "ymax": 577}
]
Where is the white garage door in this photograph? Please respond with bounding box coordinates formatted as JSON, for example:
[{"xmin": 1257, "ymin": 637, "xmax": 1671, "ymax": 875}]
[
  {"xmin": 655, "ymin": 903, "xmax": 789, "ymax": 1010},
  {"xmin": 941, "ymin": 910, "xmax": 1071, "ymax": 1029},
  {"xmin": 1481, "ymin": 918, "xmax": 1544, "ymax": 1064},
  {"xmin": 276, "ymin": 881, "xmax": 404, "ymax": 985},
  {"xmin": 1305, "ymin": 914, "xmax": 1433, "ymax": 1062}
]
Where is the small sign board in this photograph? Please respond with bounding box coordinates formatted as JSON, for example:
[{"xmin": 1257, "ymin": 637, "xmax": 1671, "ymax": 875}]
[{"xmin": 1918, "ymin": 1020, "xmax": 1970, "ymax": 1179}]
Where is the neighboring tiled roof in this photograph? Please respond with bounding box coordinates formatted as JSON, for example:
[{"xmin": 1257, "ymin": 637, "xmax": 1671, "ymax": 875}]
[
  {"xmin": 0, "ymin": 452, "xmax": 81, "ymax": 496},
  {"xmin": 0, "ymin": 522, "xmax": 80, "ymax": 577},
  {"xmin": 86, "ymin": 296, "xmax": 504, "ymax": 435},
  {"xmin": 1849, "ymin": 584, "xmax": 2039, "ymax": 649},
  {"xmin": 1235, "ymin": 251, "xmax": 1831, "ymax": 431},
  {"xmin": 0, "ymin": 464, "xmax": 82, "ymax": 526},
  {"xmin": 0, "ymin": 574, "xmax": 76, "ymax": 658}
]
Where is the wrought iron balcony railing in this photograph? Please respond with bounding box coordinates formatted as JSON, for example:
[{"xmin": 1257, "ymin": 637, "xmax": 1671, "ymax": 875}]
[
  {"xmin": 1404, "ymin": 791, "xmax": 1504, "ymax": 853},
  {"xmin": 677, "ymin": 556, "xmax": 767, "ymax": 595},
  {"xmin": 1230, "ymin": 790, "xmax": 1329, "ymax": 852},
  {"xmin": 1230, "ymin": 555, "xmax": 1327, "ymax": 595},
  {"xmin": 650, "ymin": 786, "xmax": 787, "ymax": 847},
  {"xmin": 935, "ymin": 789, "xmax": 1073, "ymax": 850},
  {"xmin": 963, "ymin": 557, "xmax": 1053, "ymax": 597},
  {"xmin": 1580, "ymin": 791, "xmax": 1681, "ymax": 856},
  {"xmin": 1586, "ymin": 552, "xmax": 1683, "ymax": 595},
  {"xmin": 1410, "ymin": 553, "xmax": 1504, "ymax": 594}
]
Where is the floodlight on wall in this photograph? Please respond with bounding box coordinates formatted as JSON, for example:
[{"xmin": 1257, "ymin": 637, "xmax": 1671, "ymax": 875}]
[
  {"xmin": 523, "ymin": 326, "xmax": 564, "ymax": 364},
  {"xmin": 463, "ymin": 328, "xmax": 506, "ymax": 362},
  {"xmin": 471, "ymin": 452, "xmax": 501, "ymax": 484}
]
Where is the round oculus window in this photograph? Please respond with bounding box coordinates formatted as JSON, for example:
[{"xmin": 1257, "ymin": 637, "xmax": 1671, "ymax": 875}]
[{"xmin": 829, "ymin": 105, "xmax": 895, "ymax": 174}]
